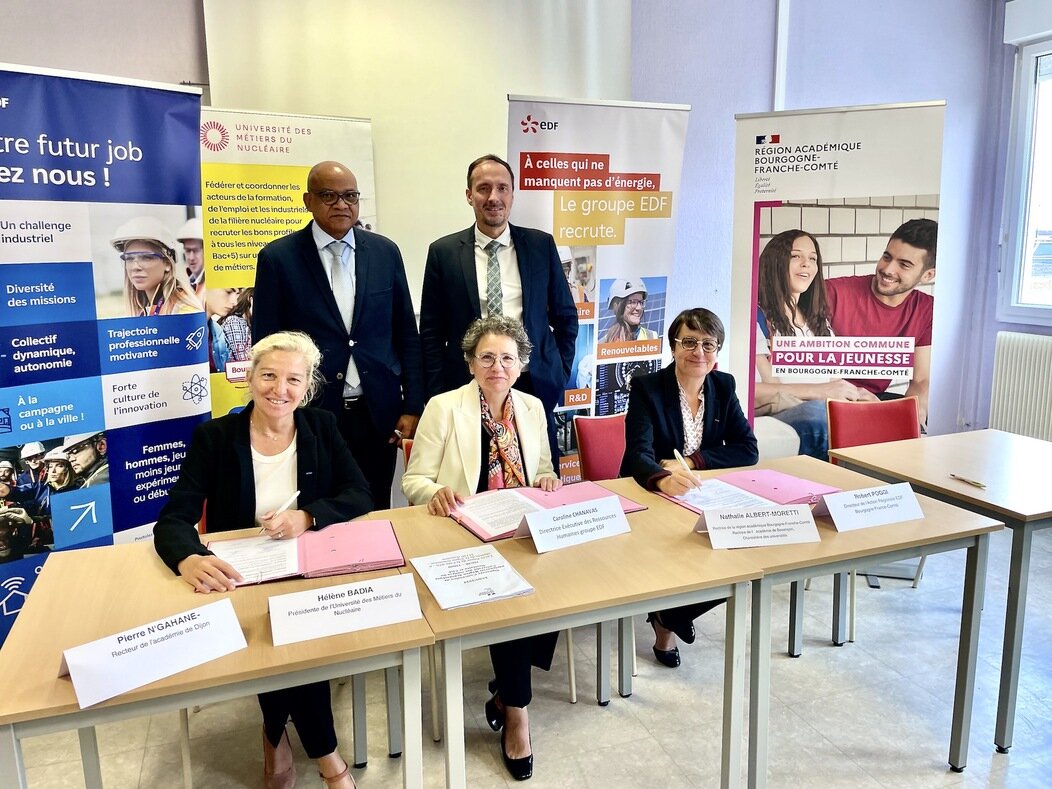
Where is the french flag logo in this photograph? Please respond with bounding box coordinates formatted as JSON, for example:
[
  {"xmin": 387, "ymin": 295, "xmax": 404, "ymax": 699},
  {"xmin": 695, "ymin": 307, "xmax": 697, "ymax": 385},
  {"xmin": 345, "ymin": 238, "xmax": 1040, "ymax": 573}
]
[{"xmin": 756, "ymin": 134, "xmax": 780, "ymax": 144}]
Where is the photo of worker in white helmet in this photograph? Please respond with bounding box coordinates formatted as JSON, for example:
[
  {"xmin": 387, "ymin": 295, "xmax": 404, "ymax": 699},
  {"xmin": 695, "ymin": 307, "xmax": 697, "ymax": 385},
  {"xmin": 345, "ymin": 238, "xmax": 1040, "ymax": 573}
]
[
  {"xmin": 110, "ymin": 215, "xmax": 203, "ymax": 317},
  {"xmin": 598, "ymin": 276, "xmax": 665, "ymax": 345}
]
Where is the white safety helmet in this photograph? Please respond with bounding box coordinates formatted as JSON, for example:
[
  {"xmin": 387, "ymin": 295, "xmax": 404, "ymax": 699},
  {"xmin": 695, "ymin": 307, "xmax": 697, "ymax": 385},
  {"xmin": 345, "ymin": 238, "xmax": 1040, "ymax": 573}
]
[
  {"xmin": 607, "ymin": 278, "xmax": 648, "ymax": 309},
  {"xmin": 0, "ymin": 461, "xmax": 14, "ymax": 472},
  {"xmin": 176, "ymin": 216, "xmax": 203, "ymax": 243},
  {"xmin": 61, "ymin": 432, "xmax": 103, "ymax": 452},
  {"xmin": 110, "ymin": 216, "xmax": 177, "ymax": 256},
  {"xmin": 43, "ymin": 448, "xmax": 71, "ymax": 465},
  {"xmin": 19, "ymin": 442, "xmax": 45, "ymax": 461}
]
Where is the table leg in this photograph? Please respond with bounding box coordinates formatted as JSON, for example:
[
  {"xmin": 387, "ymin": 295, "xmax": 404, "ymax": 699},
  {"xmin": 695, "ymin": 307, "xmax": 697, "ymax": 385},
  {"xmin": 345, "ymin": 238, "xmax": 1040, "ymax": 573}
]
[
  {"xmin": 748, "ymin": 577, "xmax": 773, "ymax": 789},
  {"xmin": 723, "ymin": 582, "xmax": 746, "ymax": 789},
  {"xmin": 949, "ymin": 533, "xmax": 988, "ymax": 771},
  {"xmin": 440, "ymin": 637, "xmax": 466, "ymax": 789},
  {"xmin": 788, "ymin": 581, "xmax": 803, "ymax": 657},
  {"xmin": 351, "ymin": 673, "xmax": 368, "ymax": 768},
  {"xmin": 617, "ymin": 617, "xmax": 633, "ymax": 698},
  {"xmin": 995, "ymin": 524, "xmax": 1033, "ymax": 753},
  {"xmin": 385, "ymin": 665, "xmax": 403, "ymax": 758},
  {"xmin": 78, "ymin": 727, "xmax": 103, "ymax": 789},
  {"xmin": 0, "ymin": 724, "xmax": 27, "ymax": 789},
  {"xmin": 400, "ymin": 649, "xmax": 423, "ymax": 789},
  {"xmin": 831, "ymin": 572, "xmax": 848, "ymax": 646},
  {"xmin": 596, "ymin": 621, "xmax": 612, "ymax": 705}
]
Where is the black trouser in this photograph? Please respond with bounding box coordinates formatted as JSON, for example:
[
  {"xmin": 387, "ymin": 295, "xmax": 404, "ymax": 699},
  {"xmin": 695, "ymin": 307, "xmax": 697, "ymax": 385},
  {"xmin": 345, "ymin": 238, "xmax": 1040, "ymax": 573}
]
[
  {"xmin": 259, "ymin": 682, "xmax": 337, "ymax": 759},
  {"xmin": 488, "ymin": 631, "xmax": 560, "ymax": 708},
  {"xmin": 657, "ymin": 599, "xmax": 725, "ymax": 635},
  {"xmin": 336, "ymin": 397, "xmax": 397, "ymax": 510}
]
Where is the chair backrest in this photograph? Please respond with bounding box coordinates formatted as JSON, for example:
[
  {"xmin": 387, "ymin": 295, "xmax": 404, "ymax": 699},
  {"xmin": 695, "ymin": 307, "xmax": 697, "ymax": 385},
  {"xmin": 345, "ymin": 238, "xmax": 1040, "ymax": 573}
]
[
  {"xmin": 573, "ymin": 413, "xmax": 627, "ymax": 481},
  {"xmin": 826, "ymin": 396, "xmax": 921, "ymax": 464},
  {"xmin": 401, "ymin": 438, "xmax": 414, "ymax": 467}
]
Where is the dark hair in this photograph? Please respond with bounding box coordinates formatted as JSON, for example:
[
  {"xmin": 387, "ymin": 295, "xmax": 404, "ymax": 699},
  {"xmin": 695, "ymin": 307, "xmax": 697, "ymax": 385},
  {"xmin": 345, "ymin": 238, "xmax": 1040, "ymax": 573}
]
[
  {"xmin": 757, "ymin": 230, "xmax": 831, "ymax": 338},
  {"xmin": 667, "ymin": 308, "xmax": 725, "ymax": 350},
  {"xmin": 890, "ymin": 218, "xmax": 938, "ymax": 270},
  {"xmin": 467, "ymin": 154, "xmax": 515, "ymax": 190}
]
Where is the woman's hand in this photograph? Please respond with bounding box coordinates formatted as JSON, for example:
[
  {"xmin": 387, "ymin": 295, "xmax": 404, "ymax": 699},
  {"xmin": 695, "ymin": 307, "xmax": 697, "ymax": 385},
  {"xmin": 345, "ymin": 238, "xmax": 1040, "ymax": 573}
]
[
  {"xmin": 259, "ymin": 509, "xmax": 312, "ymax": 540},
  {"xmin": 428, "ymin": 487, "xmax": 463, "ymax": 517},
  {"xmin": 535, "ymin": 476, "xmax": 562, "ymax": 492},
  {"xmin": 822, "ymin": 378, "xmax": 875, "ymax": 401},
  {"xmin": 177, "ymin": 554, "xmax": 243, "ymax": 593},
  {"xmin": 660, "ymin": 457, "xmax": 694, "ymax": 472},
  {"xmin": 656, "ymin": 468, "xmax": 700, "ymax": 496}
]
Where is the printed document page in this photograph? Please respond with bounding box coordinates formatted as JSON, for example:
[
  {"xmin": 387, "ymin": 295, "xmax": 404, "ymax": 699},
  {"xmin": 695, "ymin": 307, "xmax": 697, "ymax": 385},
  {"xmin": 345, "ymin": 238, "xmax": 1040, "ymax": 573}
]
[
  {"xmin": 208, "ymin": 536, "xmax": 299, "ymax": 584},
  {"xmin": 454, "ymin": 489, "xmax": 544, "ymax": 540},
  {"xmin": 677, "ymin": 479, "xmax": 773, "ymax": 513},
  {"xmin": 411, "ymin": 544, "xmax": 533, "ymax": 609}
]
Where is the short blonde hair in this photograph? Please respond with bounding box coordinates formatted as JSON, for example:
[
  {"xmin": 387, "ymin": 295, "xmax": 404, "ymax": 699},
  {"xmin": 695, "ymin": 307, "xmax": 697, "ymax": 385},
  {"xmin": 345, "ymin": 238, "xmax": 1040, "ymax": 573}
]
[{"xmin": 249, "ymin": 331, "xmax": 324, "ymax": 406}]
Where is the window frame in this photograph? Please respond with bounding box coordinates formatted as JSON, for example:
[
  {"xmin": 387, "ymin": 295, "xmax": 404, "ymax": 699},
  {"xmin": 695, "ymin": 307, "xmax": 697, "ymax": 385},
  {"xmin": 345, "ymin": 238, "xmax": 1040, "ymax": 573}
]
[{"xmin": 999, "ymin": 38, "xmax": 1052, "ymax": 326}]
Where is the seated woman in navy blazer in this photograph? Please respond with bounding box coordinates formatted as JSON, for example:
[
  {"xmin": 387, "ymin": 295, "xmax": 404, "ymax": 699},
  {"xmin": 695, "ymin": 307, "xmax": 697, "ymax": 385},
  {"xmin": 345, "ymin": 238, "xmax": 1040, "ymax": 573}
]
[
  {"xmin": 402, "ymin": 315, "xmax": 560, "ymax": 782},
  {"xmin": 154, "ymin": 331, "xmax": 370, "ymax": 789},
  {"xmin": 622, "ymin": 307, "xmax": 758, "ymax": 668}
]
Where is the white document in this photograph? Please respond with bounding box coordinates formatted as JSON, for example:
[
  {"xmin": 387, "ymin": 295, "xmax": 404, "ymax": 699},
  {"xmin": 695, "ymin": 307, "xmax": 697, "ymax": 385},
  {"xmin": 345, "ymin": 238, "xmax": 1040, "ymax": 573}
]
[
  {"xmin": 60, "ymin": 598, "xmax": 247, "ymax": 708},
  {"xmin": 209, "ymin": 536, "xmax": 299, "ymax": 584},
  {"xmin": 514, "ymin": 495, "xmax": 629, "ymax": 553},
  {"xmin": 679, "ymin": 478, "xmax": 774, "ymax": 518},
  {"xmin": 455, "ymin": 490, "xmax": 543, "ymax": 540},
  {"xmin": 704, "ymin": 504, "xmax": 820, "ymax": 549},
  {"xmin": 269, "ymin": 574, "xmax": 422, "ymax": 647},
  {"xmin": 410, "ymin": 545, "xmax": 534, "ymax": 610},
  {"xmin": 824, "ymin": 483, "xmax": 923, "ymax": 532}
]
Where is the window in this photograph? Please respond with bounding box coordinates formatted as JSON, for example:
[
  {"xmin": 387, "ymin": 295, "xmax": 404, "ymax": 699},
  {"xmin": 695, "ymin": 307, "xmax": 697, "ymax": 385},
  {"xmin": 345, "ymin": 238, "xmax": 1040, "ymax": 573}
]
[{"xmin": 1000, "ymin": 40, "xmax": 1052, "ymax": 324}]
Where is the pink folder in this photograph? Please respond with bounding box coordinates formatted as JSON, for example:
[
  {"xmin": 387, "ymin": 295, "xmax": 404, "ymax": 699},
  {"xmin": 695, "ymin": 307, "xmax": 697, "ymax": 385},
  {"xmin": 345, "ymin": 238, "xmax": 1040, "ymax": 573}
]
[
  {"xmin": 451, "ymin": 481, "xmax": 646, "ymax": 542},
  {"xmin": 715, "ymin": 469, "xmax": 839, "ymax": 505},
  {"xmin": 298, "ymin": 519, "xmax": 405, "ymax": 577}
]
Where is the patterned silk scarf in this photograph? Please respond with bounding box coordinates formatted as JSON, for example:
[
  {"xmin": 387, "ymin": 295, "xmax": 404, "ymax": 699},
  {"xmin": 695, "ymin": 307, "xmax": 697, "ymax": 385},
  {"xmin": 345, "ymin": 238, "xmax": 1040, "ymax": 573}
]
[{"xmin": 479, "ymin": 388, "xmax": 527, "ymax": 490}]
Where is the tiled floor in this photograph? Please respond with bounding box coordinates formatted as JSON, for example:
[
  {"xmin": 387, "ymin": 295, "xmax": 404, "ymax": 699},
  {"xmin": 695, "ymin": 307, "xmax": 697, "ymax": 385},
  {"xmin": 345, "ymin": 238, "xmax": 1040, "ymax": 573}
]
[{"xmin": 18, "ymin": 525, "xmax": 1052, "ymax": 787}]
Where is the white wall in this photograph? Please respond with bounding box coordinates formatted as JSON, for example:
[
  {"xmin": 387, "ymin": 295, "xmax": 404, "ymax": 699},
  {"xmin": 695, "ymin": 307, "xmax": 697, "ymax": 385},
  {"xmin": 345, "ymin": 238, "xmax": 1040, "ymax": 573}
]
[
  {"xmin": 203, "ymin": 0, "xmax": 632, "ymax": 304},
  {"xmin": 0, "ymin": 0, "xmax": 207, "ymax": 87}
]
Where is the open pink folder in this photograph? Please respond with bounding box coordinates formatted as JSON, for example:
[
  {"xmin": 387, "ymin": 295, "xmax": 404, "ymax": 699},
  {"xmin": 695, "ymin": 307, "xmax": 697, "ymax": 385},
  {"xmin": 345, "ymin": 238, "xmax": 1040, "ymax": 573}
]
[
  {"xmin": 715, "ymin": 469, "xmax": 839, "ymax": 505},
  {"xmin": 451, "ymin": 481, "xmax": 646, "ymax": 542},
  {"xmin": 207, "ymin": 519, "xmax": 405, "ymax": 584}
]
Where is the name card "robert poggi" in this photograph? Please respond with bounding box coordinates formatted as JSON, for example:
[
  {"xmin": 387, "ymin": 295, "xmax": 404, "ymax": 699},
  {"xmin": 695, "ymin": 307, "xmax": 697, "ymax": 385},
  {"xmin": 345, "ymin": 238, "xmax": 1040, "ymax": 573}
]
[
  {"xmin": 60, "ymin": 598, "xmax": 247, "ymax": 708},
  {"xmin": 824, "ymin": 483, "xmax": 923, "ymax": 532}
]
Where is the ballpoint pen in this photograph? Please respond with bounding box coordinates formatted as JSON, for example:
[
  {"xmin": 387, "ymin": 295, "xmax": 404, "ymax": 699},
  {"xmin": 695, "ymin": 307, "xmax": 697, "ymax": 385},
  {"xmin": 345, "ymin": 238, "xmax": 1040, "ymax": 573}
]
[
  {"xmin": 949, "ymin": 474, "xmax": 986, "ymax": 489},
  {"xmin": 259, "ymin": 490, "xmax": 300, "ymax": 533}
]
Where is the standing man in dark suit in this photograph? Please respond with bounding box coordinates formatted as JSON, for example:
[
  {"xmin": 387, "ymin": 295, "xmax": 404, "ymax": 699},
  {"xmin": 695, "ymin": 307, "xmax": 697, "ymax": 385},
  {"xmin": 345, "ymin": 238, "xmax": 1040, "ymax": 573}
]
[
  {"xmin": 253, "ymin": 160, "xmax": 423, "ymax": 508},
  {"xmin": 420, "ymin": 154, "xmax": 578, "ymax": 460}
]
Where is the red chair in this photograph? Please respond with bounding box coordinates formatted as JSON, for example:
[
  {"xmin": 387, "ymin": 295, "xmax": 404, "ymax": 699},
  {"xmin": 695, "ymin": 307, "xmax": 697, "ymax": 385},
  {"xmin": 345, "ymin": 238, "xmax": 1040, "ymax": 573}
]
[
  {"xmin": 826, "ymin": 396, "xmax": 922, "ymax": 641},
  {"xmin": 573, "ymin": 413, "xmax": 627, "ymax": 481},
  {"xmin": 401, "ymin": 438, "xmax": 414, "ymax": 467},
  {"xmin": 572, "ymin": 413, "xmax": 635, "ymax": 676}
]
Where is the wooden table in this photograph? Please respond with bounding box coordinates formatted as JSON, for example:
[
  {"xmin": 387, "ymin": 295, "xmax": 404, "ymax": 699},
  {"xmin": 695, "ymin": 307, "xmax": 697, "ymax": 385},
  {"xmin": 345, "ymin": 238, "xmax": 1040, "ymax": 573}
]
[
  {"xmin": 386, "ymin": 483, "xmax": 762, "ymax": 789},
  {"xmin": 830, "ymin": 428, "xmax": 1052, "ymax": 754},
  {"xmin": 690, "ymin": 456, "xmax": 1002, "ymax": 788},
  {"xmin": 0, "ymin": 539, "xmax": 434, "ymax": 789}
]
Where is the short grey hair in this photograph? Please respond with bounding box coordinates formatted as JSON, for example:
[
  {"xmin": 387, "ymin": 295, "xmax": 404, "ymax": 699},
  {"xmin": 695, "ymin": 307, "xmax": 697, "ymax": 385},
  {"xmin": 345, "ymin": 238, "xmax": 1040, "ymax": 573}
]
[
  {"xmin": 249, "ymin": 331, "xmax": 324, "ymax": 406},
  {"xmin": 460, "ymin": 316, "xmax": 532, "ymax": 366}
]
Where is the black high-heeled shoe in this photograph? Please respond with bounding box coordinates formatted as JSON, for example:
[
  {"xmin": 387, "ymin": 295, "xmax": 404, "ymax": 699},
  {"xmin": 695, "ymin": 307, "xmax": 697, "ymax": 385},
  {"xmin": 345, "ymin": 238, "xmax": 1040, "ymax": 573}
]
[
  {"xmin": 647, "ymin": 614, "xmax": 681, "ymax": 668},
  {"xmin": 484, "ymin": 693, "xmax": 505, "ymax": 732},
  {"xmin": 501, "ymin": 726, "xmax": 533, "ymax": 781}
]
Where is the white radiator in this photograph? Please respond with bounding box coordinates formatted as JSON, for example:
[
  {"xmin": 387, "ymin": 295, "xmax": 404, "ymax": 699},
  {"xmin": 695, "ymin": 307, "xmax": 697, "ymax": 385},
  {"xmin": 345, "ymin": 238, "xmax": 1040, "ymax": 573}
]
[{"xmin": 989, "ymin": 331, "xmax": 1052, "ymax": 441}]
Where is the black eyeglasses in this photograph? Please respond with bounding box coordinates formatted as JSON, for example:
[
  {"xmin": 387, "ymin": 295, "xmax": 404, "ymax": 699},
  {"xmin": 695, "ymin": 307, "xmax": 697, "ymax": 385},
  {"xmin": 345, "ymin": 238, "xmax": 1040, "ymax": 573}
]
[
  {"xmin": 311, "ymin": 190, "xmax": 361, "ymax": 206},
  {"xmin": 673, "ymin": 337, "xmax": 720, "ymax": 353}
]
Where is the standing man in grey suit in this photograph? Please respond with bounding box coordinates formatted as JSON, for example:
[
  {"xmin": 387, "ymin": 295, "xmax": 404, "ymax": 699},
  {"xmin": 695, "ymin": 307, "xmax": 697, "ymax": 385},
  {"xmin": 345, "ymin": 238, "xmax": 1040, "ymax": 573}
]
[
  {"xmin": 253, "ymin": 161, "xmax": 423, "ymax": 508},
  {"xmin": 420, "ymin": 154, "xmax": 578, "ymax": 461}
]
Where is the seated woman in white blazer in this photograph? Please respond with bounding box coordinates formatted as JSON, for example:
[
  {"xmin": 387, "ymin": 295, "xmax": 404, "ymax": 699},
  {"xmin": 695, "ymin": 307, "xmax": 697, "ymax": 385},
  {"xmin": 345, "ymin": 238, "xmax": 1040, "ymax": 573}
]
[{"xmin": 402, "ymin": 315, "xmax": 560, "ymax": 782}]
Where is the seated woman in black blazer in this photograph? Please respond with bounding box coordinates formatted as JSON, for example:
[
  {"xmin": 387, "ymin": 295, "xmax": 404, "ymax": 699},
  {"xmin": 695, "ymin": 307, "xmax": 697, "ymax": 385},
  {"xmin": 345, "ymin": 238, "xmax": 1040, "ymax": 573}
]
[
  {"xmin": 622, "ymin": 308, "xmax": 758, "ymax": 668},
  {"xmin": 154, "ymin": 331, "xmax": 370, "ymax": 789}
]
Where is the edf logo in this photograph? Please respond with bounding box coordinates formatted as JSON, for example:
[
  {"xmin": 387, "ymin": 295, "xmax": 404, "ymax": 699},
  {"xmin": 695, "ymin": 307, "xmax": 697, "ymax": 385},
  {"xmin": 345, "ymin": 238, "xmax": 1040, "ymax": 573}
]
[
  {"xmin": 520, "ymin": 115, "xmax": 559, "ymax": 133},
  {"xmin": 0, "ymin": 97, "xmax": 10, "ymax": 109},
  {"xmin": 539, "ymin": 121, "xmax": 559, "ymax": 130}
]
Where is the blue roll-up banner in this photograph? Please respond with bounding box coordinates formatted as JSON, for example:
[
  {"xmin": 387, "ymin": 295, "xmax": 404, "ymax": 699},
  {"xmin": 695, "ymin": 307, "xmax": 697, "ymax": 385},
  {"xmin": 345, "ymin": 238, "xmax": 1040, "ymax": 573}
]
[{"xmin": 0, "ymin": 64, "xmax": 207, "ymax": 646}]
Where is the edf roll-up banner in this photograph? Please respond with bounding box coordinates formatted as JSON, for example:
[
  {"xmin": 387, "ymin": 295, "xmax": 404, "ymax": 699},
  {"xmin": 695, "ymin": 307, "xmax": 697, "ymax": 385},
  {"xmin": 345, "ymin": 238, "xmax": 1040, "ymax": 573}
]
[
  {"xmin": 0, "ymin": 64, "xmax": 205, "ymax": 646},
  {"xmin": 732, "ymin": 102, "xmax": 944, "ymax": 459},
  {"xmin": 507, "ymin": 96, "xmax": 689, "ymax": 481}
]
